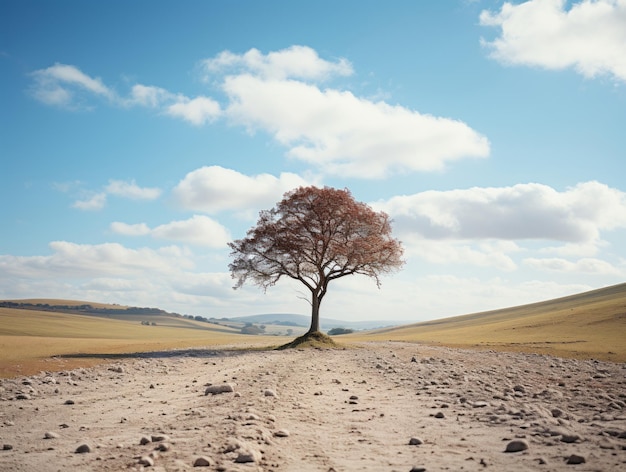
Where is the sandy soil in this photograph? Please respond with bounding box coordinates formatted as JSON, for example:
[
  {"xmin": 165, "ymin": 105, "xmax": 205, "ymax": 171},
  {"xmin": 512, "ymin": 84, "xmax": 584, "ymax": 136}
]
[{"xmin": 0, "ymin": 342, "xmax": 625, "ymax": 471}]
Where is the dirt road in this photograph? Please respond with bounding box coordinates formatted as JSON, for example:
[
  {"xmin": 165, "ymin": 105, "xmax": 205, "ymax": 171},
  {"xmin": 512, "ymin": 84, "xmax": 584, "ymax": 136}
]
[{"xmin": 1, "ymin": 342, "xmax": 625, "ymax": 471}]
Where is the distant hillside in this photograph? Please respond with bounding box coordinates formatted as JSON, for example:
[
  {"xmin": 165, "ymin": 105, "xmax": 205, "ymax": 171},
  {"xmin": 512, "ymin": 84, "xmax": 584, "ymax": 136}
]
[
  {"xmin": 0, "ymin": 300, "xmax": 181, "ymax": 317},
  {"xmin": 359, "ymin": 282, "xmax": 626, "ymax": 362},
  {"xmin": 227, "ymin": 313, "xmax": 401, "ymax": 331}
]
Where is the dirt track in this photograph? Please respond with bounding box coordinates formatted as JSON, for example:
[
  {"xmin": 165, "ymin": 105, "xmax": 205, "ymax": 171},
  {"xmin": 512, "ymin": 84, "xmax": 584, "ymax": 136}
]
[{"xmin": 1, "ymin": 342, "xmax": 625, "ymax": 471}]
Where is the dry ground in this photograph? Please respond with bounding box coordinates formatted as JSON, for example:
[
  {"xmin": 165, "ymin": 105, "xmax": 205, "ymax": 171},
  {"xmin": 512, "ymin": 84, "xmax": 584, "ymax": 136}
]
[{"xmin": 1, "ymin": 342, "xmax": 625, "ymax": 471}]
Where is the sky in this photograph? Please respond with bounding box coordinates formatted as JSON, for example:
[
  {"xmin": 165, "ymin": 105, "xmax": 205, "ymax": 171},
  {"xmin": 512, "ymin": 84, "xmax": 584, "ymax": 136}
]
[{"xmin": 1, "ymin": 0, "xmax": 625, "ymax": 324}]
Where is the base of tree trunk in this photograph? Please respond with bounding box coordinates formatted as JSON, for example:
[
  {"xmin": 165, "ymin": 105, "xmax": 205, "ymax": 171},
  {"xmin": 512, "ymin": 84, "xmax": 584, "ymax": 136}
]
[{"xmin": 276, "ymin": 331, "xmax": 337, "ymax": 350}]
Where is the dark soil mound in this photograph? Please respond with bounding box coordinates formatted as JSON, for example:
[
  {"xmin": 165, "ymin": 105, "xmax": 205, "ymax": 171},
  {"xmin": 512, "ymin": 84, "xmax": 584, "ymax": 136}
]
[{"xmin": 276, "ymin": 331, "xmax": 338, "ymax": 350}]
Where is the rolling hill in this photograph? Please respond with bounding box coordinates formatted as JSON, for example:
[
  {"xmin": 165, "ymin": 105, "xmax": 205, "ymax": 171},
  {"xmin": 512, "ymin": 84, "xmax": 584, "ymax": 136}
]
[{"xmin": 357, "ymin": 282, "xmax": 626, "ymax": 362}]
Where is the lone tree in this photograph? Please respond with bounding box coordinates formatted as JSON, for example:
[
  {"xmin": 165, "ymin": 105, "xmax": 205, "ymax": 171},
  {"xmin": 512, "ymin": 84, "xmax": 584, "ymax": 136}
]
[{"xmin": 228, "ymin": 186, "xmax": 405, "ymax": 335}]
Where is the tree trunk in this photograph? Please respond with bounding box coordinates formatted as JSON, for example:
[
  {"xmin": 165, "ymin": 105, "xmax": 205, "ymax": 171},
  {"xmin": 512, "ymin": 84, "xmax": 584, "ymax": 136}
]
[{"xmin": 308, "ymin": 293, "xmax": 321, "ymax": 333}]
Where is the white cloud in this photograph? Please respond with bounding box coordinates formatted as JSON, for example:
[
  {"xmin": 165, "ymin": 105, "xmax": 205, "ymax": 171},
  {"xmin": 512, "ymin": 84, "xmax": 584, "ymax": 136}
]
[
  {"xmin": 70, "ymin": 180, "xmax": 161, "ymax": 210},
  {"xmin": 110, "ymin": 222, "xmax": 151, "ymax": 236},
  {"xmin": 165, "ymin": 96, "xmax": 221, "ymax": 125},
  {"xmin": 0, "ymin": 241, "xmax": 193, "ymax": 279},
  {"xmin": 376, "ymin": 181, "xmax": 626, "ymax": 243},
  {"xmin": 111, "ymin": 215, "xmax": 231, "ymax": 248},
  {"xmin": 29, "ymin": 64, "xmax": 220, "ymax": 125},
  {"xmin": 31, "ymin": 47, "xmax": 489, "ymax": 178},
  {"xmin": 127, "ymin": 84, "xmax": 173, "ymax": 107},
  {"xmin": 172, "ymin": 166, "xmax": 311, "ymax": 214},
  {"xmin": 480, "ymin": 0, "xmax": 626, "ymax": 82},
  {"xmin": 72, "ymin": 192, "xmax": 107, "ymax": 211},
  {"xmin": 105, "ymin": 179, "xmax": 162, "ymax": 200},
  {"xmin": 30, "ymin": 63, "xmax": 113, "ymax": 107},
  {"xmin": 202, "ymin": 45, "xmax": 353, "ymax": 81},
  {"xmin": 402, "ymin": 237, "xmax": 519, "ymax": 271},
  {"xmin": 219, "ymin": 67, "xmax": 489, "ymax": 178},
  {"xmin": 524, "ymin": 257, "xmax": 623, "ymax": 275},
  {"xmin": 151, "ymin": 215, "xmax": 231, "ymax": 248}
]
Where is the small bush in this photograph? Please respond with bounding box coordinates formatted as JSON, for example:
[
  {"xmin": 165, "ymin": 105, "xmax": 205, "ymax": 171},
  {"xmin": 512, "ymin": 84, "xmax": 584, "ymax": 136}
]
[{"xmin": 328, "ymin": 327, "xmax": 354, "ymax": 336}]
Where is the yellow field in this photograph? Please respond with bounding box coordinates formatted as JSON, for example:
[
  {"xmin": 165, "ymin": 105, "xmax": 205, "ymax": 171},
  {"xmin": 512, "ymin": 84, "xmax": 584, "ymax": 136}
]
[
  {"xmin": 0, "ymin": 308, "xmax": 285, "ymax": 378},
  {"xmin": 352, "ymin": 283, "xmax": 626, "ymax": 362},
  {"xmin": 2, "ymin": 283, "xmax": 625, "ymax": 378}
]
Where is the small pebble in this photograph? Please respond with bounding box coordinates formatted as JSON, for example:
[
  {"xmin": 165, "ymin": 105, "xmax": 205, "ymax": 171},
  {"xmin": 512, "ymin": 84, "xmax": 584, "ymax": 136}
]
[
  {"xmin": 193, "ymin": 456, "xmax": 213, "ymax": 467},
  {"xmin": 75, "ymin": 443, "xmax": 91, "ymax": 454},
  {"xmin": 505, "ymin": 439, "xmax": 529, "ymax": 453},
  {"xmin": 138, "ymin": 456, "xmax": 154, "ymax": 466},
  {"xmin": 566, "ymin": 454, "xmax": 586, "ymax": 465}
]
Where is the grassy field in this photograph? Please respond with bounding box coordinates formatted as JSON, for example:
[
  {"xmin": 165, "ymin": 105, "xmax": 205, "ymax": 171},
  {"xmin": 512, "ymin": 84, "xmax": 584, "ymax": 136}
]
[
  {"xmin": 0, "ymin": 308, "xmax": 286, "ymax": 378},
  {"xmin": 350, "ymin": 283, "xmax": 626, "ymax": 362},
  {"xmin": 2, "ymin": 283, "xmax": 625, "ymax": 378}
]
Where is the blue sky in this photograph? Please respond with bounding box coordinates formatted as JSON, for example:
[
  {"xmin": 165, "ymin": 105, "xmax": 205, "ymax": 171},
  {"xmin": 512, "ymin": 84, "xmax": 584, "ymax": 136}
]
[{"xmin": 2, "ymin": 0, "xmax": 625, "ymax": 323}]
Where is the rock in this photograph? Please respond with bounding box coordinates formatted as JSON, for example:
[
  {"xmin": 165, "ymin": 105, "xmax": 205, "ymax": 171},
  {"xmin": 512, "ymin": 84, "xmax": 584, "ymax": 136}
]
[
  {"xmin": 235, "ymin": 448, "xmax": 261, "ymax": 463},
  {"xmin": 193, "ymin": 456, "xmax": 213, "ymax": 467},
  {"xmin": 75, "ymin": 443, "xmax": 91, "ymax": 454},
  {"xmin": 566, "ymin": 454, "xmax": 586, "ymax": 465},
  {"xmin": 44, "ymin": 432, "xmax": 59, "ymax": 439},
  {"xmin": 64, "ymin": 399, "xmax": 75, "ymax": 405},
  {"xmin": 15, "ymin": 393, "xmax": 31, "ymax": 400},
  {"xmin": 409, "ymin": 437, "xmax": 423, "ymax": 445},
  {"xmin": 560, "ymin": 433, "xmax": 581, "ymax": 443},
  {"xmin": 551, "ymin": 408, "xmax": 564, "ymax": 418},
  {"xmin": 140, "ymin": 436, "xmax": 152, "ymax": 445},
  {"xmin": 410, "ymin": 467, "xmax": 426, "ymax": 472},
  {"xmin": 504, "ymin": 439, "xmax": 529, "ymax": 453},
  {"xmin": 434, "ymin": 412, "xmax": 445, "ymax": 419},
  {"xmin": 138, "ymin": 456, "xmax": 154, "ymax": 466},
  {"xmin": 205, "ymin": 383, "xmax": 235, "ymax": 395},
  {"xmin": 2, "ymin": 444, "xmax": 13, "ymax": 451},
  {"xmin": 274, "ymin": 429, "xmax": 290, "ymax": 438},
  {"xmin": 264, "ymin": 389, "xmax": 277, "ymax": 397},
  {"xmin": 157, "ymin": 443, "xmax": 171, "ymax": 452},
  {"xmin": 151, "ymin": 434, "xmax": 170, "ymax": 442}
]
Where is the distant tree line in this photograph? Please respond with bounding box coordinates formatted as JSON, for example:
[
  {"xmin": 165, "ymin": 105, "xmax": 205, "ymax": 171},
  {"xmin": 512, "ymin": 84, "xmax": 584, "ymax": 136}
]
[{"xmin": 0, "ymin": 301, "xmax": 183, "ymax": 317}]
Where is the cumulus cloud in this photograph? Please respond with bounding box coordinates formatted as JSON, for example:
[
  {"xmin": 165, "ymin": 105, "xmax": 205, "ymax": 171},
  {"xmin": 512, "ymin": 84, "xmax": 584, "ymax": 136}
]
[
  {"xmin": 29, "ymin": 64, "xmax": 221, "ymax": 124},
  {"xmin": 165, "ymin": 96, "xmax": 221, "ymax": 125},
  {"xmin": 110, "ymin": 222, "xmax": 151, "ymax": 236},
  {"xmin": 151, "ymin": 215, "xmax": 230, "ymax": 248},
  {"xmin": 30, "ymin": 63, "xmax": 113, "ymax": 107},
  {"xmin": 202, "ymin": 45, "xmax": 354, "ymax": 81},
  {"xmin": 219, "ymin": 74, "xmax": 489, "ymax": 177},
  {"xmin": 480, "ymin": 0, "xmax": 626, "ymax": 82},
  {"xmin": 31, "ymin": 46, "xmax": 489, "ymax": 178},
  {"xmin": 172, "ymin": 166, "xmax": 310, "ymax": 214},
  {"xmin": 111, "ymin": 215, "xmax": 230, "ymax": 248},
  {"xmin": 376, "ymin": 181, "xmax": 626, "ymax": 243},
  {"xmin": 105, "ymin": 179, "xmax": 162, "ymax": 200},
  {"xmin": 524, "ymin": 257, "xmax": 623, "ymax": 275},
  {"xmin": 70, "ymin": 179, "xmax": 161, "ymax": 210},
  {"xmin": 72, "ymin": 192, "xmax": 107, "ymax": 211},
  {"xmin": 402, "ymin": 237, "xmax": 519, "ymax": 271},
  {"xmin": 0, "ymin": 241, "xmax": 193, "ymax": 279},
  {"xmin": 202, "ymin": 46, "xmax": 489, "ymax": 178},
  {"xmin": 126, "ymin": 84, "xmax": 173, "ymax": 107}
]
